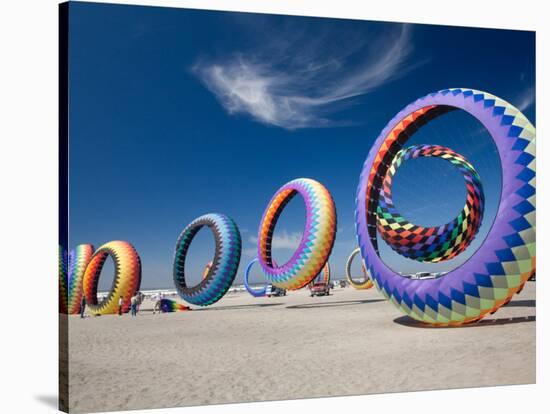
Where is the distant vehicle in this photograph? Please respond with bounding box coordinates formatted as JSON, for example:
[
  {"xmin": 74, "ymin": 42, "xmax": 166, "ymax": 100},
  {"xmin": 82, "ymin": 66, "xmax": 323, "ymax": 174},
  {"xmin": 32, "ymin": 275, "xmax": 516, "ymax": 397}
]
[
  {"xmin": 339, "ymin": 280, "xmax": 347, "ymax": 288},
  {"xmin": 410, "ymin": 272, "xmax": 436, "ymax": 280},
  {"xmin": 309, "ymin": 282, "xmax": 330, "ymax": 297},
  {"xmin": 266, "ymin": 285, "xmax": 286, "ymax": 297}
]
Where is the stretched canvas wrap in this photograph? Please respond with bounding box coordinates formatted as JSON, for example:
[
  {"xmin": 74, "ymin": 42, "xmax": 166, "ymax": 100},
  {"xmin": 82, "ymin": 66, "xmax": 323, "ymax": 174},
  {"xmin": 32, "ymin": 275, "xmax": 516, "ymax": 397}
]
[{"xmin": 58, "ymin": 1, "xmax": 536, "ymax": 413}]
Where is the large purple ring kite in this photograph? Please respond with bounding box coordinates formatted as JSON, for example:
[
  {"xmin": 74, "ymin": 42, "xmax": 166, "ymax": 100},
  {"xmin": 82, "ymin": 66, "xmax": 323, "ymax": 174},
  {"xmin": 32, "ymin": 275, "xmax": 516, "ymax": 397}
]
[{"xmin": 355, "ymin": 88, "xmax": 535, "ymax": 326}]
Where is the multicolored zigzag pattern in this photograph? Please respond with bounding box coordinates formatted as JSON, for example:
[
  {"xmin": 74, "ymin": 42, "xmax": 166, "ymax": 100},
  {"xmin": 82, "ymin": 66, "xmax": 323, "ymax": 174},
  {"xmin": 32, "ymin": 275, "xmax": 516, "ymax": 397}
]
[
  {"xmin": 257, "ymin": 178, "xmax": 337, "ymax": 290},
  {"xmin": 173, "ymin": 213, "xmax": 242, "ymax": 307},
  {"xmin": 67, "ymin": 244, "xmax": 94, "ymax": 314},
  {"xmin": 160, "ymin": 298, "xmax": 191, "ymax": 313},
  {"xmin": 355, "ymin": 88, "xmax": 535, "ymax": 326},
  {"xmin": 376, "ymin": 144, "xmax": 484, "ymax": 262},
  {"xmin": 82, "ymin": 241, "xmax": 142, "ymax": 315},
  {"xmin": 59, "ymin": 246, "xmax": 69, "ymax": 314}
]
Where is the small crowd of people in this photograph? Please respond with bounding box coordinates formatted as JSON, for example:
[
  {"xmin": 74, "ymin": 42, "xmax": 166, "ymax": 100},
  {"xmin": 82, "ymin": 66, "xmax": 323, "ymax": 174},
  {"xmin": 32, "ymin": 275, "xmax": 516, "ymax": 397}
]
[{"xmin": 79, "ymin": 291, "xmax": 145, "ymax": 318}]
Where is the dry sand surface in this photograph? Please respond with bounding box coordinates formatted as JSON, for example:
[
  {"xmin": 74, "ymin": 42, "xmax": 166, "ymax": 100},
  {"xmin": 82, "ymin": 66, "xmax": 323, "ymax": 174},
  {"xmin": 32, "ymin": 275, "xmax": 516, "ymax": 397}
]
[{"xmin": 67, "ymin": 282, "xmax": 536, "ymax": 413}]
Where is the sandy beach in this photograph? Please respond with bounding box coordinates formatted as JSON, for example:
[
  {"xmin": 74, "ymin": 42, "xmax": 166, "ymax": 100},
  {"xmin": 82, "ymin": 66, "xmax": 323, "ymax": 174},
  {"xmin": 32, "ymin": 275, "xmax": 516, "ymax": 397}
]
[{"xmin": 67, "ymin": 281, "xmax": 536, "ymax": 413}]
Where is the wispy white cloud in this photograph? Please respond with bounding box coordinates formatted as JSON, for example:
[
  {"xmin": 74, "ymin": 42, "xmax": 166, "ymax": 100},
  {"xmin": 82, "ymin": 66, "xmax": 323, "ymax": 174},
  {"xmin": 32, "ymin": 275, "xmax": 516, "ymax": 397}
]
[
  {"xmin": 193, "ymin": 24, "xmax": 418, "ymax": 129},
  {"xmin": 516, "ymin": 86, "xmax": 535, "ymax": 111}
]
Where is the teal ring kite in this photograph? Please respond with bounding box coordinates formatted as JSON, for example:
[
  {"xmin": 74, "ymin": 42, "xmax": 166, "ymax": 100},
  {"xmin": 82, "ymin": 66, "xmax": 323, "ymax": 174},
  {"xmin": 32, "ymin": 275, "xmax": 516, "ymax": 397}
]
[{"xmin": 173, "ymin": 213, "xmax": 242, "ymax": 306}]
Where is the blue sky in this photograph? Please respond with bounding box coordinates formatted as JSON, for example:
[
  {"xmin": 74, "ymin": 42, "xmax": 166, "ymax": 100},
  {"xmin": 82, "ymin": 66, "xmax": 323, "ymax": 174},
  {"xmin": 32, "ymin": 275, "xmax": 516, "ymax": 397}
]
[{"xmin": 67, "ymin": 2, "xmax": 535, "ymax": 289}]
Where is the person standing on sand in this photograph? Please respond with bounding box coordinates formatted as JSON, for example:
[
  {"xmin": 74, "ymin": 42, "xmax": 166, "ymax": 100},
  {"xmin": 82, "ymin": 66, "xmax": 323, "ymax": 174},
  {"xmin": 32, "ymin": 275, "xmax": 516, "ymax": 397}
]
[
  {"xmin": 136, "ymin": 291, "xmax": 143, "ymax": 314},
  {"xmin": 118, "ymin": 295, "xmax": 124, "ymax": 315},
  {"xmin": 80, "ymin": 295, "xmax": 86, "ymax": 318},
  {"xmin": 153, "ymin": 292, "xmax": 163, "ymax": 315},
  {"xmin": 130, "ymin": 293, "xmax": 138, "ymax": 317}
]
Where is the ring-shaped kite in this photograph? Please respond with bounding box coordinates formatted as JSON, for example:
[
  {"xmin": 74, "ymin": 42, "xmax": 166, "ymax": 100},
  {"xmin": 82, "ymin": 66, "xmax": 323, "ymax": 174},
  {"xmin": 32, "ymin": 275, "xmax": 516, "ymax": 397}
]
[
  {"xmin": 67, "ymin": 244, "xmax": 94, "ymax": 314},
  {"xmin": 355, "ymin": 88, "xmax": 535, "ymax": 326},
  {"xmin": 173, "ymin": 213, "xmax": 242, "ymax": 307},
  {"xmin": 82, "ymin": 241, "xmax": 142, "ymax": 315},
  {"xmin": 345, "ymin": 248, "xmax": 374, "ymax": 290},
  {"xmin": 243, "ymin": 258, "xmax": 270, "ymax": 297},
  {"xmin": 310, "ymin": 262, "xmax": 331, "ymax": 286},
  {"xmin": 376, "ymin": 144, "xmax": 485, "ymax": 262},
  {"xmin": 257, "ymin": 178, "xmax": 337, "ymax": 290},
  {"xmin": 160, "ymin": 298, "xmax": 191, "ymax": 313},
  {"xmin": 59, "ymin": 246, "xmax": 69, "ymax": 314}
]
